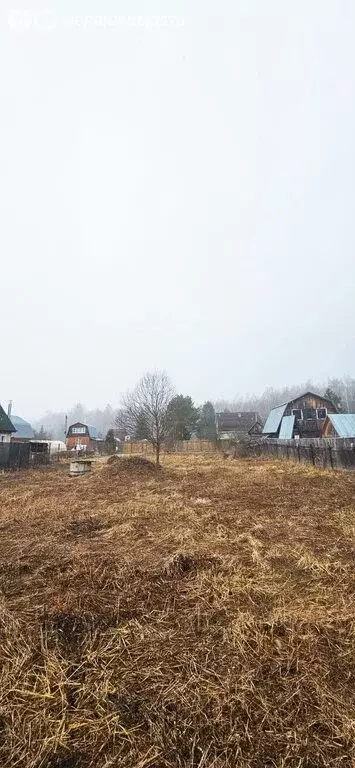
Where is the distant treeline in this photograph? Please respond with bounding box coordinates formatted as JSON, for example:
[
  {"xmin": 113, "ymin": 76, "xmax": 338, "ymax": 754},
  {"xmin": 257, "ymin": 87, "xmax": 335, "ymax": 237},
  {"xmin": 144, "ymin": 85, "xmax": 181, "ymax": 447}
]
[{"xmin": 34, "ymin": 376, "xmax": 355, "ymax": 440}]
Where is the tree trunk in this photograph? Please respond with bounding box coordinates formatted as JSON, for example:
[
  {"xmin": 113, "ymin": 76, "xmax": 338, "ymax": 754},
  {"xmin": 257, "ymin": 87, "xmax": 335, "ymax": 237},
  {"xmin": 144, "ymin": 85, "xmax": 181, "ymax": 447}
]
[{"xmin": 155, "ymin": 443, "xmax": 160, "ymax": 466}]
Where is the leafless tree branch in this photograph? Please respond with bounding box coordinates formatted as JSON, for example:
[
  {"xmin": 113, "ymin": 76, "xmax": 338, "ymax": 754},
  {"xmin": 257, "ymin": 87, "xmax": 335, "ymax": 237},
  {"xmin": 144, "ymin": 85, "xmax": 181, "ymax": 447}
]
[{"xmin": 116, "ymin": 372, "xmax": 175, "ymax": 464}]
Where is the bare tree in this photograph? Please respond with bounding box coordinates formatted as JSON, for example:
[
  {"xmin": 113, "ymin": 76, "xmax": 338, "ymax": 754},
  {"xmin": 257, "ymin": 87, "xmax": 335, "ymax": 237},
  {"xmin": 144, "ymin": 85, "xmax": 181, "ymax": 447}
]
[{"xmin": 116, "ymin": 371, "xmax": 175, "ymax": 465}]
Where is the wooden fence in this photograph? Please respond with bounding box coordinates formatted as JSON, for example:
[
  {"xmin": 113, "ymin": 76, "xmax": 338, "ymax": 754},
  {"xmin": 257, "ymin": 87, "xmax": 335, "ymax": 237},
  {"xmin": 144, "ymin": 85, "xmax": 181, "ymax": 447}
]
[
  {"xmin": 120, "ymin": 440, "xmax": 216, "ymax": 456},
  {"xmin": 112, "ymin": 437, "xmax": 355, "ymax": 470},
  {"xmin": 248, "ymin": 438, "xmax": 355, "ymax": 470},
  {"xmin": 0, "ymin": 442, "xmax": 49, "ymax": 470}
]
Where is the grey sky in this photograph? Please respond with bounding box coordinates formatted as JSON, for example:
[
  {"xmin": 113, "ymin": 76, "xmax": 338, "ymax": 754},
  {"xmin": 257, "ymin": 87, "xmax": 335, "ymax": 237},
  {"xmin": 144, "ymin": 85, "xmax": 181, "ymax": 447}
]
[{"xmin": 1, "ymin": 0, "xmax": 354, "ymax": 420}]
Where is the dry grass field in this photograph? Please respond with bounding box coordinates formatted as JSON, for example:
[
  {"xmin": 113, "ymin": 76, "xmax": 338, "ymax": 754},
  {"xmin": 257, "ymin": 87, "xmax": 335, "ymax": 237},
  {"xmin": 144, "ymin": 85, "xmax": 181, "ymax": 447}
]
[{"xmin": 0, "ymin": 454, "xmax": 355, "ymax": 768}]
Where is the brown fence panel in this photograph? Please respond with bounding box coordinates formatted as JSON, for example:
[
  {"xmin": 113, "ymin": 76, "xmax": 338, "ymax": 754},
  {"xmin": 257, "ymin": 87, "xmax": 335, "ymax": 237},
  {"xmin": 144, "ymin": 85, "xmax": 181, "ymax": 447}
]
[
  {"xmin": 0, "ymin": 442, "xmax": 30, "ymax": 469},
  {"xmin": 0, "ymin": 443, "xmax": 11, "ymax": 468},
  {"xmin": 122, "ymin": 440, "xmax": 216, "ymax": 455},
  {"xmin": 254, "ymin": 438, "xmax": 355, "ymax": 471}
]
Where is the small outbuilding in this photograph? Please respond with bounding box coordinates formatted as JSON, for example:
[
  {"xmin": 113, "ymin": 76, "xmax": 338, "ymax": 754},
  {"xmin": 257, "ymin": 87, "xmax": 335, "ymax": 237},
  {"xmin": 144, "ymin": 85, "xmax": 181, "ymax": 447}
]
[
  {"xmin": 263, "ymin": 391, "xmax": 338, "ymax": 439},
  {"xmin": 107, "ymin": 428, "xmax": 127, "ymax": 442},
  {"xmin": 47, "ymin": 440, "xmax": 67, "ymax": 455},
  {"xmin": 322, "ymin": 414, "xmax": 355, "ymax": 439}
]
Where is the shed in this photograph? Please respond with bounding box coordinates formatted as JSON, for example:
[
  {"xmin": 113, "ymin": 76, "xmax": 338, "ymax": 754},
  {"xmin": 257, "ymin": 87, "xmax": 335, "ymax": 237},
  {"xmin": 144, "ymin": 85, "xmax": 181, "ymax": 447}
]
[
  {"xmin": 109, "ymin": 428, "xmax": 127, "ymax": 442},
  {"xmin": 322, "ymin": 414, "xmax": 355, "ymax": 439},
  {"xmin": 47, "ymin": 440, "xmax": 67, "ymax": 455}
]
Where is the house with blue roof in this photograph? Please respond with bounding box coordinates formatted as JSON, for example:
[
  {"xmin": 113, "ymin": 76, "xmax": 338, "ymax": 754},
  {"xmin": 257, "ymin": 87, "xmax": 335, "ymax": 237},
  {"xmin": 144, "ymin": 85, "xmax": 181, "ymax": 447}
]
[
  {"xmin": 263, "ymin": 391, "xmax": 338, "ymax": 439},
  {"xmin": 10, "ymin": 415, "xmax": 35, "ymax": 441}
]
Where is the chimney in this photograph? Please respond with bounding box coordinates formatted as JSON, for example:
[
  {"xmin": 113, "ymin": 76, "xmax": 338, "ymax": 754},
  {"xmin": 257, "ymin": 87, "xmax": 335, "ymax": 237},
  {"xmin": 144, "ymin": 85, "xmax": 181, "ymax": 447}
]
[{"xmin": 7, "ymin": 400, "xmax": 12, "ymax": 417}]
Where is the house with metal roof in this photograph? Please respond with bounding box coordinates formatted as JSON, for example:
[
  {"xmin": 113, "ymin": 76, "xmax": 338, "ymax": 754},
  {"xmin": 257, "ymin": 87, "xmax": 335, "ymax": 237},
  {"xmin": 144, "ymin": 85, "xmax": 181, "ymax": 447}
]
[
  {"xmin": 322, "ymin": 413, "xmax": 355, "ymax": 439},
  {"xmin": 0, "ymin": 405, "xmax": 15, "ymax": 443},
  {"xmin": 66, "ymin": 422, "xmax": 102, "ymax": 452},
  {"xmin": 216, "ymin": 411, "xmax": 263, "ymax": 440},
  {"xmin": 263, "ymin": 391, "xmax": 338, "ymax": 439},
  {"xmin": 10, "ymin": 415, "xmax": 35, "ymax": 441}
]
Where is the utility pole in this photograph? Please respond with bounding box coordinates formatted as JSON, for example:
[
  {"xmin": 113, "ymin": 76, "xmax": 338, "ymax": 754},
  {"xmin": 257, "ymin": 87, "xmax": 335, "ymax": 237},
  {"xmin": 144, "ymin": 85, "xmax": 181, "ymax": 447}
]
[
  {"xmin": 344, "ymin": 377, "xmax": 350, "ymax": 413},
  {"xmin": 64, "ymin": 414, "xmax": 68, "ymax": 438}
]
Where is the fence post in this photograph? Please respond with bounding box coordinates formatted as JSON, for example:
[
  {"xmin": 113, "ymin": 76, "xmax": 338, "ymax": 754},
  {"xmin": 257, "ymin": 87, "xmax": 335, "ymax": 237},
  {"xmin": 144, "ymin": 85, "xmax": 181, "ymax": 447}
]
[
  {"xmin": 328, "ymin": 446, "xmax": 334, "ymax": 470},
  {"xmin": 310, "ymin": 444, "xmax": 315, "ymax": 467}
]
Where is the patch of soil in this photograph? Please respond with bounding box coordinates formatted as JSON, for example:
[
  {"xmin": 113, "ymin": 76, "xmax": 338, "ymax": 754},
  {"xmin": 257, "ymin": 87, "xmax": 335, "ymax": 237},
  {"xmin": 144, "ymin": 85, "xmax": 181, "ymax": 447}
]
[
  {"xmin": 66, "ymin": 518, "xmax": 108, "ymax": 537},
  {"xmin": 106, "ymin": 691, "xmax": 144, "ymax": 726},
  {"xmin": 105, "ymin": 456, "xmax": 160, "ymax": 479},
  {"xmin": 163, "ymin": 552, "xmax": 221, "ymax": 578},
  {"xmin": 163, "ymin": 552, "xmax": 196, "ymax": 577},
  {"xmin": 45, "ymin": 750, "xmax": 84, "ymax": 768},
  {"xmin": 41, "ymin": 610, "xmax": 118, "ymax": 652}
]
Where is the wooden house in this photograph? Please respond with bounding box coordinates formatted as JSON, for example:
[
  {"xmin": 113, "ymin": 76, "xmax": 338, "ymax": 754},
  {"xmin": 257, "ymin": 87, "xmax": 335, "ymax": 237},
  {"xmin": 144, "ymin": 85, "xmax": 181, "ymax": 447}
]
[
  {"xmin": 109, "ymin": 428, "xmax": 127, "ymax": 442},
  {"xmin": 66, "ymin": 422, "xmax": 102, "ymax": 452},
  {"xmin": 216, "ymin": 411, "xmax": 263, "ymax": 440},
  {"xmin": 263, "ymin": 391, "xmax": 338, "ymax": 439},
  {"xmin": 0, "ymin": 405, "xmax": 15, "ymax": 443}
]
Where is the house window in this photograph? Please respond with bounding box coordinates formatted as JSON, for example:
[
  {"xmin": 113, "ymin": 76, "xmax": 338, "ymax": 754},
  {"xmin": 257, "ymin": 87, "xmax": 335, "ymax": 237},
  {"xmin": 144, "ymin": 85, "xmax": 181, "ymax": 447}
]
[
  {"xmin": 72, "ymin": 427, "xmax": 86, "ymax": 435},
  {"xmin": 317, "ymin": 408, "xmax": 327, "ymax": 420},
  {"xmin": 303, "ymin": 408, "xmax": 316, "ymax": 420},
  {"xmin": 292, "ymin": 409, "xmax": 303, "ymax": 419}
]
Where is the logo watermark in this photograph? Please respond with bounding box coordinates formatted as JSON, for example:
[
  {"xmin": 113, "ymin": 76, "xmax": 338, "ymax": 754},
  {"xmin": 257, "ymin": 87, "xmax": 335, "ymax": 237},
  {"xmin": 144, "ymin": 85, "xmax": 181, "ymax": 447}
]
[{"xmin": 7, "ymin": 9, "xmax": 186, "ymax": 32}]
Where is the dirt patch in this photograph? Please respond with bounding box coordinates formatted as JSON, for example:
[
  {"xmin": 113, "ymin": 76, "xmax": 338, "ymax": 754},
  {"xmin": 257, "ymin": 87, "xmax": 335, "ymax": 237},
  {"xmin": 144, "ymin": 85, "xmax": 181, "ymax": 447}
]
[
  {"xmin": 45, "ymin": 751, "xmax": 84, "ymax": 768},
  {"xmin": 105, "ymin": 455, "xmax": 161, "ymax": 478},
  {"xmin": 66, "ymin": 517, "xmax": 108, "ymax": 537},
  {"xmin": 41, "ymin": 609, "xmax": 119, "ymax": 652},
  {"xmin": 163, "ymin": 552, "xmax": 221, "ymax": 578}
]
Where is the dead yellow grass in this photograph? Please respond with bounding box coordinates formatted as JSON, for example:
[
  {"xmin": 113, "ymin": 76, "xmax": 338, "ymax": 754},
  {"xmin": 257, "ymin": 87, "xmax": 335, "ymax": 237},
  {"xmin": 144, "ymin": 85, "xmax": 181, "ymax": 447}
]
[{"xmin": 0, "ymin": 454, "xmax": 355, "ymax": 767}]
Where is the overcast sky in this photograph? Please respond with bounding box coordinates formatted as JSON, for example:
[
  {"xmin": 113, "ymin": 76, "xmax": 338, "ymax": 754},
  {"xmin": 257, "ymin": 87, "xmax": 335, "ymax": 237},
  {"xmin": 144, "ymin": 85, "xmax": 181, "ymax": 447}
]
[{"xmin": 1, "ymin": 0, "xmax": 354, "ymax": 419}]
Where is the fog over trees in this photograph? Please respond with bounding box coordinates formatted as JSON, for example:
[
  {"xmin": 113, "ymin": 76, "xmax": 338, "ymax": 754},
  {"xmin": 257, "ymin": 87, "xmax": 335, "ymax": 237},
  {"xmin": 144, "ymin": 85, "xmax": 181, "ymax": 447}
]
[
  {"xmin": 33, "ymin": 376, "xmax": 355, "ymax": 440},
  {"xmin": 214, "ymin": 377, "xmax": 355, "ymax": 421}
]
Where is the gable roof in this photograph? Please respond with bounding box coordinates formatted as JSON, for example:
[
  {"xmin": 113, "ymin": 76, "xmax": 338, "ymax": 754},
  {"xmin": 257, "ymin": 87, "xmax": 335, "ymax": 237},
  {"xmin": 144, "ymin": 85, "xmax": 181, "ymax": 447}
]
[
  {"xmin": 0, "ymin": 405, "xmax": 15, "ymax": 433},
  {"xmin": 10, "ymin": 415, "xmax": 35, "ymax": 440},
  {"xmin": 262, "ymin": 391, "xmax": 338, "ymax": 435},
  {"xmin": 109, "ymin": 428, "xmax": 127, "ymax": 441},
  {"xmin": 216, "ymin": 412, "xmax": 261, "ymax": 433},
  {"xmin": 326, "ymin": 414, "xmax": 355, "ymax": 438},
  {"xmin": 288, "ymin": 390, "xmax": 339, "ymax": 411},
  {"xmin": 67, "ymin": 422, "xmax": 100, "ymax": 440}
]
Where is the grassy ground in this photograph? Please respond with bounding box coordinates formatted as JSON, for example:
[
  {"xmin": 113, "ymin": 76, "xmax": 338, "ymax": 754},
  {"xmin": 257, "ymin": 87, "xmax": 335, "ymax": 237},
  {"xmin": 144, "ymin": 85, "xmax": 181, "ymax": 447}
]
[{"xmin": 0, "ymin": 454, "xmax": 355, "ymax": 768}]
